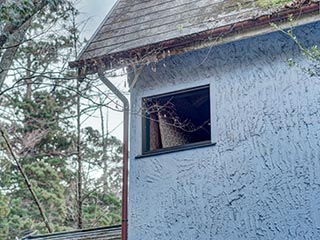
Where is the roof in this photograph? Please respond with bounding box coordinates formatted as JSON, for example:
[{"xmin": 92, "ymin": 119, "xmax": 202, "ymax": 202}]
[
  {"xmin": 20, "ymin": 225, "xmax": 121, "ymax": 240},
  {"xmin": 70, "ymin": 0, "xmax": 320, "ymax": 70}
]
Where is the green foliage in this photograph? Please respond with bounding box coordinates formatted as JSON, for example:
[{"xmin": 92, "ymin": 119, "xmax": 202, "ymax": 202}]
[
  {"xmin": 0, "ymin": 195, "xmax": 10, "ymax": 239},
  {"xmin": 0, "ymin": 0, "xmax": 122, "ymax": 238},
  {"xmin": 80, "ymin": 127, "xmax": 123, "ymax": 228},
  {"xmin": 82, "ymin": 192, "xmax": 121, "ymax": 228},
  {"xmin": 1, "ymin": 85, "xmax": 122, "ymax": 238},
  {"xmin": 0, "ymin": 0, "xmax": 72, "ymax": 22},
  {"xmin": 0, "ymin": 0, "xmax": 34, "ymax": 25},
  {"xmin": 257, "ymin": 0, "xmax": 291, "ymax": 8},
  {"xmin": 273, "ymin": 18, "xmax": 320, "ymax": 77}
]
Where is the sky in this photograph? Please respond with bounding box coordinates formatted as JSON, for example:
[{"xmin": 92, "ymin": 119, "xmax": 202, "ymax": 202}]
[
  {"xmin": 76, "ymin": 0, "xmax": 126, "ymax": 140},
  {"xmin": 77, "ymin": 0, "xmax": 118, "ymax": 40}
]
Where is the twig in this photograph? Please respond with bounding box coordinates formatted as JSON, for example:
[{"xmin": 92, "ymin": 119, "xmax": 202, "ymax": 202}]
[{"xmin": 0, "ymin": 129, "xmax": 53, "ymax": 233}]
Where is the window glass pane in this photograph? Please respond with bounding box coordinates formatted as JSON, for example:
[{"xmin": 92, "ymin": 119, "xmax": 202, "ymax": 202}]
[{"xmin": 142, "ymin": 86, "xmax": 210, "ymax": 153}]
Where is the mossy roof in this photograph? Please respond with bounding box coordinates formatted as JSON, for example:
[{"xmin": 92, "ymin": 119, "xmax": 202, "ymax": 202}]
[{"xmin": 71, "ymin": 0, "xmax": 320, "ymax": 69}]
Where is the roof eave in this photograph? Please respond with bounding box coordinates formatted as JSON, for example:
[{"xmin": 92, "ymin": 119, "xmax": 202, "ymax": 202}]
[{"xmin": 69, "ymin": 2, "xmax": 320, "ymax": 73}]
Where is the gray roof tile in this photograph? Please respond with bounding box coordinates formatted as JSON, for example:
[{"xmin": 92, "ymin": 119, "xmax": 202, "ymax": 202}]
[
  {"xmin": 72, "ymin": 0, "xmax": 320, "ymax": 68},
  {"xmin": 21, "ymin": 225, "xmax": 121, "ymax": 240}
]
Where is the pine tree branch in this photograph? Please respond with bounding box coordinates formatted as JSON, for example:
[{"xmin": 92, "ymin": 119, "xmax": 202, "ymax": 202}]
[
  {"xmin": 0, "ymin": 1, "xmax": 48, "ymax": 49},
  {"xmin": 0, "ymin": 129, "xmax": 53, "ymax": 233}
]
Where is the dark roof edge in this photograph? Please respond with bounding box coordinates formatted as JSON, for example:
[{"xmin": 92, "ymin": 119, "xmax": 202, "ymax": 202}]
[
  {"xmin": 21, "ymin": 225, "xmax": 121, "ymax": 239},
  {"xmin": 69, "ymin": 2, "xmax": 320, "ymax": 72}
]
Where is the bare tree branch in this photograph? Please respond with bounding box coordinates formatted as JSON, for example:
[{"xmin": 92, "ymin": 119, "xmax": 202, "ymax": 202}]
[{"xmin": 0, "ymin": 129, "xmax": 53, "ymax": 233}]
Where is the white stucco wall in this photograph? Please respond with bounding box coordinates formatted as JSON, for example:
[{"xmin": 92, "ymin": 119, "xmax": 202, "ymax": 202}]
[{"xmin": 128, "ymin": 21, "xmax": 320, "ymax": 240}]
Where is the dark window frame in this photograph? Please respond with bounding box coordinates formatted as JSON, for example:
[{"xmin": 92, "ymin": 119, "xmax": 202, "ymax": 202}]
[{"xmin": 141, "ymin": 85, "xmax": 211, "ymax": 156}]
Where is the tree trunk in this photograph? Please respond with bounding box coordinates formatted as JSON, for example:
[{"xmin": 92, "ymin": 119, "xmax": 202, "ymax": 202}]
[
  {"xmin": 0, "ymin": 19, "xmax": 31, "ymax": 93},
  {"xmin": 0, "ymin": 1, "xmax": 47, "ymax": 49},
  {"xmin": 100, "ymin": 104, "xmax": 108, "ymax": 194},
  {"xmin": 25, "ymin": 51, "xmax": 32, "ymax": 99},
  {"xmin": 76, "ymin": 80, "xmax": 82, "ymax": 229}
]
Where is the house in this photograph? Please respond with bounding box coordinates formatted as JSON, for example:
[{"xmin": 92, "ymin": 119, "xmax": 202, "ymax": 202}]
[
  {"xmin": 20, "ymin": 225, "xmax": 121, "ymax": 240},
  {"xmin": 70, "ymin": 0, "xmax": 320, "ymax": 239}
]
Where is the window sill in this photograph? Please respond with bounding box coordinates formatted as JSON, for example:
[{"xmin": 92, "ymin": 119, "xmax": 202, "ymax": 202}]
[{"xmin": 135, "ymin": 141, "xmax": 216, "ymax": 159}]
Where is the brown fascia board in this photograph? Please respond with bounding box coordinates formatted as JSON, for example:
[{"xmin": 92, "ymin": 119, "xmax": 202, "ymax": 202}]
[{"xmin": 69, "ymin": 2, "xmax": 320, "ymax": 72}]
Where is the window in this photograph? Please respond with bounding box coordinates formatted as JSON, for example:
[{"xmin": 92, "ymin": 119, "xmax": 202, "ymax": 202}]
[{"xmin": 142, "ymin": 85, "xmax": 211, "ymax": 154}]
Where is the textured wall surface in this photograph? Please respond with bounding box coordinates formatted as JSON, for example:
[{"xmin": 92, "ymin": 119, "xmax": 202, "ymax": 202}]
[{"xmin": 128, "ymin": 21, "xmax": 320, "ymax": 240}]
